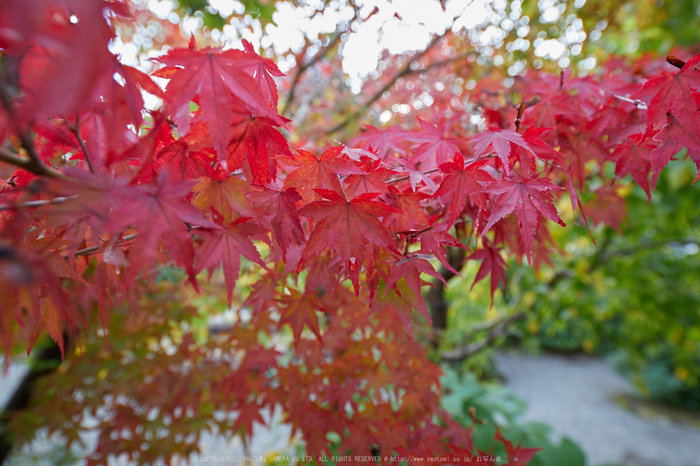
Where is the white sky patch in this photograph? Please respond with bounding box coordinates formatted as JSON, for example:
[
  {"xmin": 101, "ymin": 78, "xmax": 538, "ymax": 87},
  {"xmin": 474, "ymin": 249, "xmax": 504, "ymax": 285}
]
[
  {"xmin": 451, "ymin": 0, "xmax": 491, "ymax": 31},
  {"xmin": 147, "ymin": 0, "xmax": 174, "ymax": 19},
  {"xmin": 381, "ymin": 21, "xmax": 431, "ymax": 54},
  {"xmin": 117, "ymin": 0, "xmax": 583, "ymax": 83},
  {"xmin": 534, "ymin": 38, "xmax": 566, "ymax": 59},
  {"xmin": 109, "ymin": 37, "xmax": 140, "ymax": 67},
  {"xmin": 342, "ymin": 20, "xmax": 382, "ymax": 75},
  {"xmin": 208, "ymin": 0, "xmax": 240, "ymax": 17}
]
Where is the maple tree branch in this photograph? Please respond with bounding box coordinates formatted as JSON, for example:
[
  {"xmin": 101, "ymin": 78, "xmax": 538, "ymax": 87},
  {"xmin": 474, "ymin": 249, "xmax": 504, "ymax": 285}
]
[
  {"xmin": 427, "ymin": 246, "xmax": 467, "ymax": 349},
  {"xmin": 65, "ymin": 225, "xmax": 205, "ymax": 259},
  {"xmin": 440, "ymin": 311, "xmax": 525, "ymax": 362},
  {"xmin": 0, "ymin": 89, "xmax": 64, "ymax": 179},
  {"xmin": 598, "ymin": 238, "xmax": 700, "ymax": 263},
  {"xmin": 63, "ymin": 233, "xmax": 138, "ymax": 259},
  {"xmin": 0, "ymin": 144, "xmax": 63, "ymax": 179},
  {"xmin": 439, "ymin": 236, "xmax": 700, "ymax": 362},
  {"xmin": 0, "ymin": 146, "xmax": 33, "ymax": 170},
  {"xmin": 326, "ymin": 33, "xmax": 445, "ymax": 136},
  {"xmin": 0, "ymin": 334, "xmax": 68, "ymax": 463},
  {"xmin": 281, "ymin": 30, "xmax": 345, "ymax": 118},
  {"xmin": 387, "ymin": 168, "xmax": 440, "ymax": 184},
  {"xmin": 613, "ymin": 94, "xmax": 648, "ymax": 110},
  {"xmin": 0, "ymin": 195, "xmax": 78, "ymax": 211},
  {"xmin": 66, "ymin": 117, "xmax": 94, "ymax": 173}
]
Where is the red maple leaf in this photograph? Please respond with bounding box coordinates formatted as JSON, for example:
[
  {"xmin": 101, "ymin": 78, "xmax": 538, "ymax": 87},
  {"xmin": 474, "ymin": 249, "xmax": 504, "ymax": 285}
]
[
  {"xmin": 585, "ymin": 185, "xmax": 627, "ymax": 232},
  {"xmin": 516, "ymin": 127, "xmax": 565, "ymax": 176},
  {"xmin": 406, "ymin": 118, "xmax": 462, "ymax": 165},
  {"xmin": 432, "ymin": 153, "xmax": 493, "ymax": 226},
  {"xmin": 343, "ymin": 157, "xmax": 393, "ymax": 198},
  {"xmin": 148, "ymin": 122, "xmax": 216, "ymax": 181},
  {"xmin": 9, "ymin": 0, "xmax": 115, "ymax": 121},
  {"xmin": 471, "ymin": 128, "xmax": 535, "ymax": 175},
  {"xmin": 478, "ymin": 176, "xmax": 565, "ymax": 264},
  {"xmin": 106, "ymin": 173, "xmax": 215, "ymax": 284},
  {"xmin": 192, "ymin": 172, "xmax": 256, "ymax": 223},
  {"xmin": 294, "ymin": 189, "xmax": 400, "ymax": 295},
  {"xmin": 649, "ymin": 113, "xmax": 700, "ymax": 188},
  {"xmin": 348, "ymin": 124, "xmax": 409, "ymax": 158},
  {"xmin": 92, "ymin": 58, "xmax": 164, "ymax": 127},
  {"xmin": 612, "ymin": 134, "xmax": 656, "ymax": 200},
  {"xmin": 232, "ymin": 402, "xmax": 266, "ymax": 438},
  {"xmin": 384, "ymin": 255, "xmax": 445, "ymax": 325},
  {"xmin": 633, "ymin": 54, "xmax": 700, "ymax": 131},
  {"xmin": 417, "ymin": 223, "xmax": 467, "ymax": 274},
  {"xmin": 468, "ymin": 242, "xmax": 508, "ymax": 305},
  {"xmin": 370, "ymin": 280, "xmax": 422, "ymax": 338},
  {"xmin": 277, "ymin": 288, "xmax": 327, "ymax": 346},
  {"xmin": 250, "ymin": 186, "xmax": 305, "ymax": 260},
  {"xmin": 227, "ymin": 97, "xmax": 291, "ymax": 184},
  {"xmin": 152, "ymin": 46, "xmax": 282, "ymax": 162},
  {"xmin": 495, "ymin": 426, "xmax": 542, "ymax": 466},
  {"xmin": 240, "ymin": 39, "xmax": 285, "ymax": 108},
  {"xmin": 282, "ymin": 147, "xmax": 362, "ymax": 202},
  {"xmin": 196, "ymin": 211, "xmax": 268, "ymax": 308},
  {"xmin": 387, "ymin": 186, "xmax": 430, "ymax": 232}
]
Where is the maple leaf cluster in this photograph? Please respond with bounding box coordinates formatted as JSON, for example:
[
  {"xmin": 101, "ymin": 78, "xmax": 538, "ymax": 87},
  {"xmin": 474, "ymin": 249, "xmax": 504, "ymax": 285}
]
[{"xmin": 0, "ymin": 0, "xmax": 699, "ymax": 463}]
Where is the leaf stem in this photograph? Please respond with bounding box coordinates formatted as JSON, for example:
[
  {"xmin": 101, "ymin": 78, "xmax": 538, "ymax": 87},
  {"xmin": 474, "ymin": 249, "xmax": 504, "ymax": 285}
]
[
  {"xmin": 66, "ymin": 116, "xmax": 94, "ymax": 173},
  {"xmin": 386, "ymin": 167, "xmax": 439, "ymax": 184}
]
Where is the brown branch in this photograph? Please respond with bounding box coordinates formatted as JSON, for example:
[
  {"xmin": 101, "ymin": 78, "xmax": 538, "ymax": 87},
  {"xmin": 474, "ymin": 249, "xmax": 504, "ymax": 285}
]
[
  {"xmin": 0, "ymin": 87, "xmax": 64, "ymax": 179},
  {"xmin": 0, "ymin": 145, "xmax": 63, "ymax": 179},
  {"xmin": 64, "ymin": 225, "xmax": 205, "ymax": 259},
  {"xmin": 0, "ymin": 195, "xmax": 78, "ymax": 211},
  {"xmin": 326, "ymin": 32, "xmax": 446, "ymax": 136},
  {"xmin": 440, "ymin": 311, "xmax": 525, "ymax": 362},
  {"xmin": 438, "ymin": 235, "xmax": 700, "ymax": 362},
  {"xmin": 65, "ymin": 117, "xmax": 94, "ymax": 173},
  {"xmin": 427, "ymin": 246, "xmax": 467, "ymax": 349},
  {"xmin": 0, "ymin": 335, "xmax": 68, "ymax": 463},
  {"xmin": 0, "ymin": 146, "xmax": 34, "ymax": 170},
  {"xmin": 387, "ymin": 167, "xmax": 439, "ymax": 184},
  {"xmin": 598, "ymin": 238, "xmax": 700, "ymax": 263},
  {"xmin": 63, "ymin": 233, "xmax": 137, "ymax": 259},
  {"xmin": 281, "ymin": 31, "xmax": 345, "ymax": 117}
]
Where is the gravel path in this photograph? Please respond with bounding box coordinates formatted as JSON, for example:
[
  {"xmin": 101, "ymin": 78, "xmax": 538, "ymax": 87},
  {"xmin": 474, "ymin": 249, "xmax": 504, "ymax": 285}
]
[{"xmin": 495, "ymin": 352, "xmax": 700, "ymax": 466}]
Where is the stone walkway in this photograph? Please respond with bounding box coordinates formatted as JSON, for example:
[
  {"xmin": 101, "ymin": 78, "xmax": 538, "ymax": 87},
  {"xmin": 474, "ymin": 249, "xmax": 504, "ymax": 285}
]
[{"xmin": 495, "ymin": 352, "xmax": 700, "ymax": 466}]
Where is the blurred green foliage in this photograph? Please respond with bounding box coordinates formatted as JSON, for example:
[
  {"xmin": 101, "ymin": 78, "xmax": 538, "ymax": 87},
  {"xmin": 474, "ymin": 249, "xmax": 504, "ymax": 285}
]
[
  {"xmin": 175, "ymin": 0, "xmax": 280, "ymax": 28},
  {"xmin": 576, "ymin": 0, "xmax": 700, "ymax": 53},
  {"xmin": 446, "ymin": 156, "xmax": 700, "ymax": 410}
]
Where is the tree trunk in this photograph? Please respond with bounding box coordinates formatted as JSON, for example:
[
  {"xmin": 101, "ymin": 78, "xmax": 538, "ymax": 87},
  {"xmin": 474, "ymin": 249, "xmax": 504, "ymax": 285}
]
[{"xmin": 426, "ymin": 246, "xmax": 466, "ymax": 349}]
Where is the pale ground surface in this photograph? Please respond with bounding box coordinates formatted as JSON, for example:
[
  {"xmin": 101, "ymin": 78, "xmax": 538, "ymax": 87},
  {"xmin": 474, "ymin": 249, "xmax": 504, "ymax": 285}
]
[
  {"xmin": 3, "ymin": 354, "xmax": 700, "ymax": 465},
  {"xmin": 495, "ymin": 352, "xmax": 700, "ymax": 466}
]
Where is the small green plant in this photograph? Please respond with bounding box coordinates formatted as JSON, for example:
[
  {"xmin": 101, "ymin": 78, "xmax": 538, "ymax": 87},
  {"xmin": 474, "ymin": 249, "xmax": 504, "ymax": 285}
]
[{"xmin": 440, "ymin": 368, "xmax": 587, "ymax": 466}]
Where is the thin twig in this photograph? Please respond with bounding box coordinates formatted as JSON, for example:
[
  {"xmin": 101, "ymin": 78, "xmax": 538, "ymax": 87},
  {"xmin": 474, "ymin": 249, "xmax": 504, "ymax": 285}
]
[
  {"xmin": 281, "ymin": 31, "xmax": 346, "ymax": 117},
  {"xmin": 0, "ymin": 195, "xmax": 78, "ymax": 211},
  {"xmin": 387, "ymin": 167, "xmax": 439, "ymax": 184},
  {"xmin": 0, "ymin": 87, "xmax": 64, "ymax": 179},
  {"xmin": 613, "ymin": 94, "xmax": 648, "ymax": 110},
  {"xmin": 440, "ymin": 311, "xmax": 525, "ymax": 362},
  {"xmin": 598, "ymin": 238, "xmax": 700, "ymax": 263},
  {"xmin": 64, "ymin": 233, "xmax": 138, "ymax": 259},
  {"xmin": 66, "ymin": 116, "xmax": 94, "ymax": 173},
  {"xmin": 326, "ymin": 33, "xmax": 445, "ymax": 135},
  {"xmin": 0, "ymin": 146, "xmax": 34, "ymax": 169}
]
